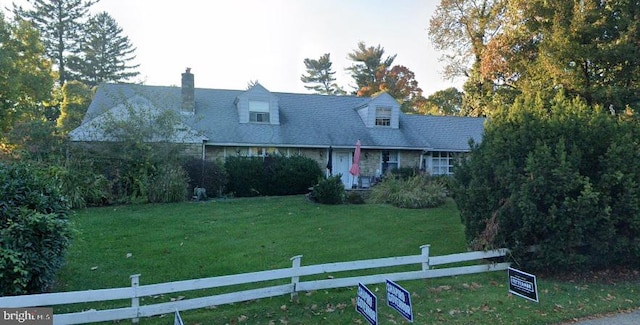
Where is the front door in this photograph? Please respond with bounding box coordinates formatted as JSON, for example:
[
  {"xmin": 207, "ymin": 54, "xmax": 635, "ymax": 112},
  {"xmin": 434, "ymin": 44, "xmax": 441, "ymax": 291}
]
[{"xmin": 333, "ymin": 151, "xmax": 352, "ymax": 188}]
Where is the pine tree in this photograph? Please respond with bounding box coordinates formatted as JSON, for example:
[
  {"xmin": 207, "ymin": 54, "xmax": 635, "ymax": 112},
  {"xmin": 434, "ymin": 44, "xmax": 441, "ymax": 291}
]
[
  {"xmin": 13, "ymin": 0, "xmax": 99, "ymax": 86},
  {"xmin": 300, "ymin": 53, "xmax": 344, "ymax": 95},
  {"xmin": 346, "ymin": 42, "xmax": 396, "ymax": 96},
  {"xmin": 68, "ymin": 12, "xmax": 140, "ymax": 86}
]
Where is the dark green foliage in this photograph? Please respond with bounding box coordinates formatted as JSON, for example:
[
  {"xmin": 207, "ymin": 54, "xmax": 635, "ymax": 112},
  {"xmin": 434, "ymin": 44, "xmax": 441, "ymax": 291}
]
[
  {"xmin": 263, "ymin": 155, "xmax": 323, "ymax": 196},
  {"xmin": 48, "ymin": 162, "xmax": 110, "ymax": 209},
  {"xmin": 454, "ymin": 93, "xmax": 640, "ymax": 272},
  {"xmin": 67, "ymin": 12, "xmax": 139, "ymax": 86},
  {"xmin": 147, "ymin": 164, "xmax": 189, "ymax": 203},
  {"xmin": 224, "ymin": 156, "xmax": 265, "ymax": 197},
  {"xmin": 184, "ymin": 158, "xmax": 228, "ymax": 198},
  {"xmin": 0, "ymin": 162, "xmax": 72, "ymax": 295},
  {"xmin": 13, "ymin": 0, "xmax": 98, "ymax": 85},
  {"xmin": 225, "ymin": 155, "xmax": 323, "ymax": 197},
  {"xmin": 370, "ymin": 174, "xmax": 447, "ymax": 209},
  {"xmin": 310, "ymin": 175, "xmax": 346, "ymax": 205}
]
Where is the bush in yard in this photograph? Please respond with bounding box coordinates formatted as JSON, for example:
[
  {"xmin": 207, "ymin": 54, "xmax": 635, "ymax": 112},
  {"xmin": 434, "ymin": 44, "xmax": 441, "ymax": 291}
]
[
  {"xmin": 0, "ymin": 162, "xmax": 72, "ymax": 295},
  {"xmin": 310, "ymin": 175, "xmax": 345, "ymax": 204},
  {"xmin": 225, "ymin": 155, "xmax": 323, "ymax": 197},
  {"xmin": 263, "ymin": 155, "xmax": 323, "ymax": 196},
  {"xmin": 225, "ymin": 156, "xmax": 265, "ymax": 197},
  {"xmin": 147, "ymin": 163, "xmax": 190, "ymax": 203},
  {"xmin": 48, "ymin": 160, "xmax": 111, "ymax": 208},
  {"xmin": 370, "ymin": 174, "xmax": 447, "ymax": 208},
  {"xmin": 184, "ymin": 158, "xmax": 228, "ymax": 198},
  {"xmin": 454, "ymin": 92, "xmax": 640, "ymax": 272}
]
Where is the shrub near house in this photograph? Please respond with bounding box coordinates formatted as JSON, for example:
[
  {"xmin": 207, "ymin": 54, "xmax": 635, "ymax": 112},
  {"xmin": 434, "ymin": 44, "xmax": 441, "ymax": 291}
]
[{"xmin": 454, "ymin": 93, "xmax": 640, "ymax": 272}]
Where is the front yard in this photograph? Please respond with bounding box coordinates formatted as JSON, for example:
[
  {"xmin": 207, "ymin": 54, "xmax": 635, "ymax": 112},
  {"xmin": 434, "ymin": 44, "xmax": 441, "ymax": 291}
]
[{"xmin": 53, "ymin": 196, "xmax": 639, "ymax": 324}]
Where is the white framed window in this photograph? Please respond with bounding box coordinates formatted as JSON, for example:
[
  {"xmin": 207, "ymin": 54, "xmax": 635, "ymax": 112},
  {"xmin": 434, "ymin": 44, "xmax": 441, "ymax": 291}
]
[
  {"xmin": 375, "ymin": 106, "xmax": 392, "ymax": 126},
  {"xmin": 430, "ymin": 151, "xmax": 457, "ymax": 175},
  {"xmin": 381, "ymin": 150, "xmax": 399, "ymax": 174},
  {"xmin": 249, "ymin": 100, "xmax": 270, "ymax": 123}
]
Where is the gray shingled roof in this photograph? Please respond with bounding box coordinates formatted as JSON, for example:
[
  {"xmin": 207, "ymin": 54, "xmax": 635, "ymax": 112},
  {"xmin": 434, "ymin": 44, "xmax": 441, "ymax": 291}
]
[{"xmin": 71, "ymin": 83, "xmax": 485, "ymax": 151}]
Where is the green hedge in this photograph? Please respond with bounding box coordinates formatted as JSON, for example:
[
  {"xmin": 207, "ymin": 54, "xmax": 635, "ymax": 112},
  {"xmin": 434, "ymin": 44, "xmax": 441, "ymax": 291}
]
[
  {"xmin": 0, "ymin": 162, "xmax": 72, "ymax": 295},
  {"xmin": 225, "ymin": 155, "xmax": 322, "ymax": 197},
  {"xmin": 454, "ymin": 93, "xmax": 640, "ymax": 272}
]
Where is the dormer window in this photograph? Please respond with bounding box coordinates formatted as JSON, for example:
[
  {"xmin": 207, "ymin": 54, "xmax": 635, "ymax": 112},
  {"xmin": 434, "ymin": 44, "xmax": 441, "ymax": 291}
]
[
  {"xmin": 375, "ymin": 106, "xmax": 392, "ymax": 126},
  {"xmin": 249, "ymin": 100, "xmax": 270, "ymax": 123}
]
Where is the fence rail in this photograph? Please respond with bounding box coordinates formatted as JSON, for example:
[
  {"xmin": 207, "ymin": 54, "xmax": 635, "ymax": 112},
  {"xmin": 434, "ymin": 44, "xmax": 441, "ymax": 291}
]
[{"xmin": 0, "ymin": 245, "xmax": 510, "ymax": 324}]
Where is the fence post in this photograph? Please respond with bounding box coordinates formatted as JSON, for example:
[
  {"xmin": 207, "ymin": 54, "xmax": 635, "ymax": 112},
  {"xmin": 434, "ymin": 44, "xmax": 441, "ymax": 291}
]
[
  {"xmin": 420, "ymin": 245, "xmax": 431, "ymax": 271},
  {"xmin": 290, "ymin": 255, "xmax": 303, "ymax": 301},
  {"xmin": 130, "ymin": 274, "xmax": 141, "ymax": 324}
]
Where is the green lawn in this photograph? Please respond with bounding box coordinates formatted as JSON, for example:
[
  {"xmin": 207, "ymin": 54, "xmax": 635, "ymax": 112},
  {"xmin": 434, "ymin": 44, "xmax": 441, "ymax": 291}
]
[{"xmin": 54, "ymin": 196, "xmax": 639, "ymax": 324}]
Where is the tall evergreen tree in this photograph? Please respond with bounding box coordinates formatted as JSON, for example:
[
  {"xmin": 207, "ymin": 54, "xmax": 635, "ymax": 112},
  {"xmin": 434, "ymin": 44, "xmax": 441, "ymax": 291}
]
[
  {"xmin": 300, "ymin": 53, "xmax": 344, "ymax": 95},
  {"xmin": 346, "ymin": 42, "xmax": 396, "ymax": 96},
  {"xmin": 68, "ymin": 12, "xmax": 140, "ymax": 86},
  {"xmin": 13, "ymin": 0, "xmax": 99, "ymax": 86}
]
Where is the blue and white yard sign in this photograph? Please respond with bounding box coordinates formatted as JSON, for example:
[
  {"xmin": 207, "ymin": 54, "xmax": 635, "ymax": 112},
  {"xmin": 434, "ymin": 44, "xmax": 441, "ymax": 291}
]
[
  {"xmin": 508, "ymin": 267, "xmax": 539, "ymax": 302},
  {"xmin": 356, "ymin": 283, "xmax": 378, "ymax": 325},
  {"xmin": 386, "ymin": 279, "xmax": 413, "ymax": 322}
]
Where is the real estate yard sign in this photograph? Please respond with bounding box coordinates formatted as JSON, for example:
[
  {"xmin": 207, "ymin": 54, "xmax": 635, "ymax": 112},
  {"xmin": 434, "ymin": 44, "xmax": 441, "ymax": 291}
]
[
  {"xmin": 508, "ymin": 267, "xmax": 539, "ymax": 302},
  {"xmin": 356, "ymin": 283, "xmax": 378, "ymax": 325},
  {"xmin": 386, "ymin": 280, "xmax": 413, "ymax": 322}
]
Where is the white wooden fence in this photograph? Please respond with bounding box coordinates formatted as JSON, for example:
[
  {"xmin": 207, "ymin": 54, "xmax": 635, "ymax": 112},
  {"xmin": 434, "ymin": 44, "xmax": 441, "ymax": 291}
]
[{"xmin": 0, "ymin": 245, "xmax": 510, "ymax": 324}]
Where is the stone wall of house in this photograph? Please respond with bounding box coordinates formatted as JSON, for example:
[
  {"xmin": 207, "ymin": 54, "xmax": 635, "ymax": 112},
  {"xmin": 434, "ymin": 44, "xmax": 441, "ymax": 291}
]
[
  {"xmin": 402, "ymin": 151, "xmax": 423, "ymax": 169},
  {"xmin": 200, "ymin": 145, "xmax": 425, "ymax": 176}
]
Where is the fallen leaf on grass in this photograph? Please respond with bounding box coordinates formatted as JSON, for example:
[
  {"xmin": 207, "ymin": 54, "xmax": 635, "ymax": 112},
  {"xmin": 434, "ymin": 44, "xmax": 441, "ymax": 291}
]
[
  {"xmin": 90, "ymin": 266, "xmax": 98, "ymax": 271},
  {"xmin": 126, "ymin": 253, "xmax": 132, "ymax": 258}
]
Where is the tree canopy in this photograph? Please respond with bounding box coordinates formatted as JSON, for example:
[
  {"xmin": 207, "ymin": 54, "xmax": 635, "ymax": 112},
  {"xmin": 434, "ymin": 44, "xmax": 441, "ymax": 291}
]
[
  {"xmin": 300, "ymin": 53, "xmax": 344, "ymax": 95},
  {"xmin": 346, "ymin": 42, "xmax": 425, "ymax": 112},
  {"xmin": 67, "ymin": 11, "xmax": 140, "ymax": 86},
  {"xmin": 0, "ymin": 12, "xmax": 54, "ymax": 135},
  {"xmin": 430, "ymin": 0, "xmax": 640, "ymax": 115},
  {"xmin": 13, "ymin": 0, "xmax": 99, "ymax": 86}
]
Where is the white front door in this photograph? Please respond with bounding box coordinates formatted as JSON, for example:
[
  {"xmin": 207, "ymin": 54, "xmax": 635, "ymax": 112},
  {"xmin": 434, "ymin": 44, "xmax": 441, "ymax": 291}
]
[{"xmin": 333, "ymin": 151, "xmax": 352, "ymax": 188}]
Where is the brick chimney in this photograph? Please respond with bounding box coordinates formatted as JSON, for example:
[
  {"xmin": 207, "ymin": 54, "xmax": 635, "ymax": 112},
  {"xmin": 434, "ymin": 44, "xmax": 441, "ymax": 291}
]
[{"xmin": 181, "ymin": 68, "xmax": 195, "ymax": 113}]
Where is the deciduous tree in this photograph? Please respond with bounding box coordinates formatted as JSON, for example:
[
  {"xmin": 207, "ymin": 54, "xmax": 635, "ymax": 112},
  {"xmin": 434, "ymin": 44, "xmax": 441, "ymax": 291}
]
[
  {"xmin": 420, "ymin": 87, "xmax": 463, "ymax": 116},
  {"xmin": 57, "ymin": 80, "xmax": 92, "ymax": 133},
  {"xmin": 481, "ymin": 0, "xmax": 640, "ymax": 113},
  {"xmin": 0, "ymin": 12, "xmax": 54, "ymax": 136},
  {"xmin": 429, "ymin": 0, "xmax": 506, "ymax": 116}
]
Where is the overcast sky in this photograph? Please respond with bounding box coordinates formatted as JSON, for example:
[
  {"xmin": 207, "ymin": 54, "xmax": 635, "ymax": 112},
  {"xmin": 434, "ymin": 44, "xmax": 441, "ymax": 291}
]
[{"xmin": 5, "ymin": 0, "xmax": 462, "ymax": 95}]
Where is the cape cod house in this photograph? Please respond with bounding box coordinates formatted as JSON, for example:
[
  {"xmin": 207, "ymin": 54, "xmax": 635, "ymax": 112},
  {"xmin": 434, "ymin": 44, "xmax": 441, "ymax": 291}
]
[{"xmin": 70, "ymin": 69, "xmax": 485, "ymax": 188}]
